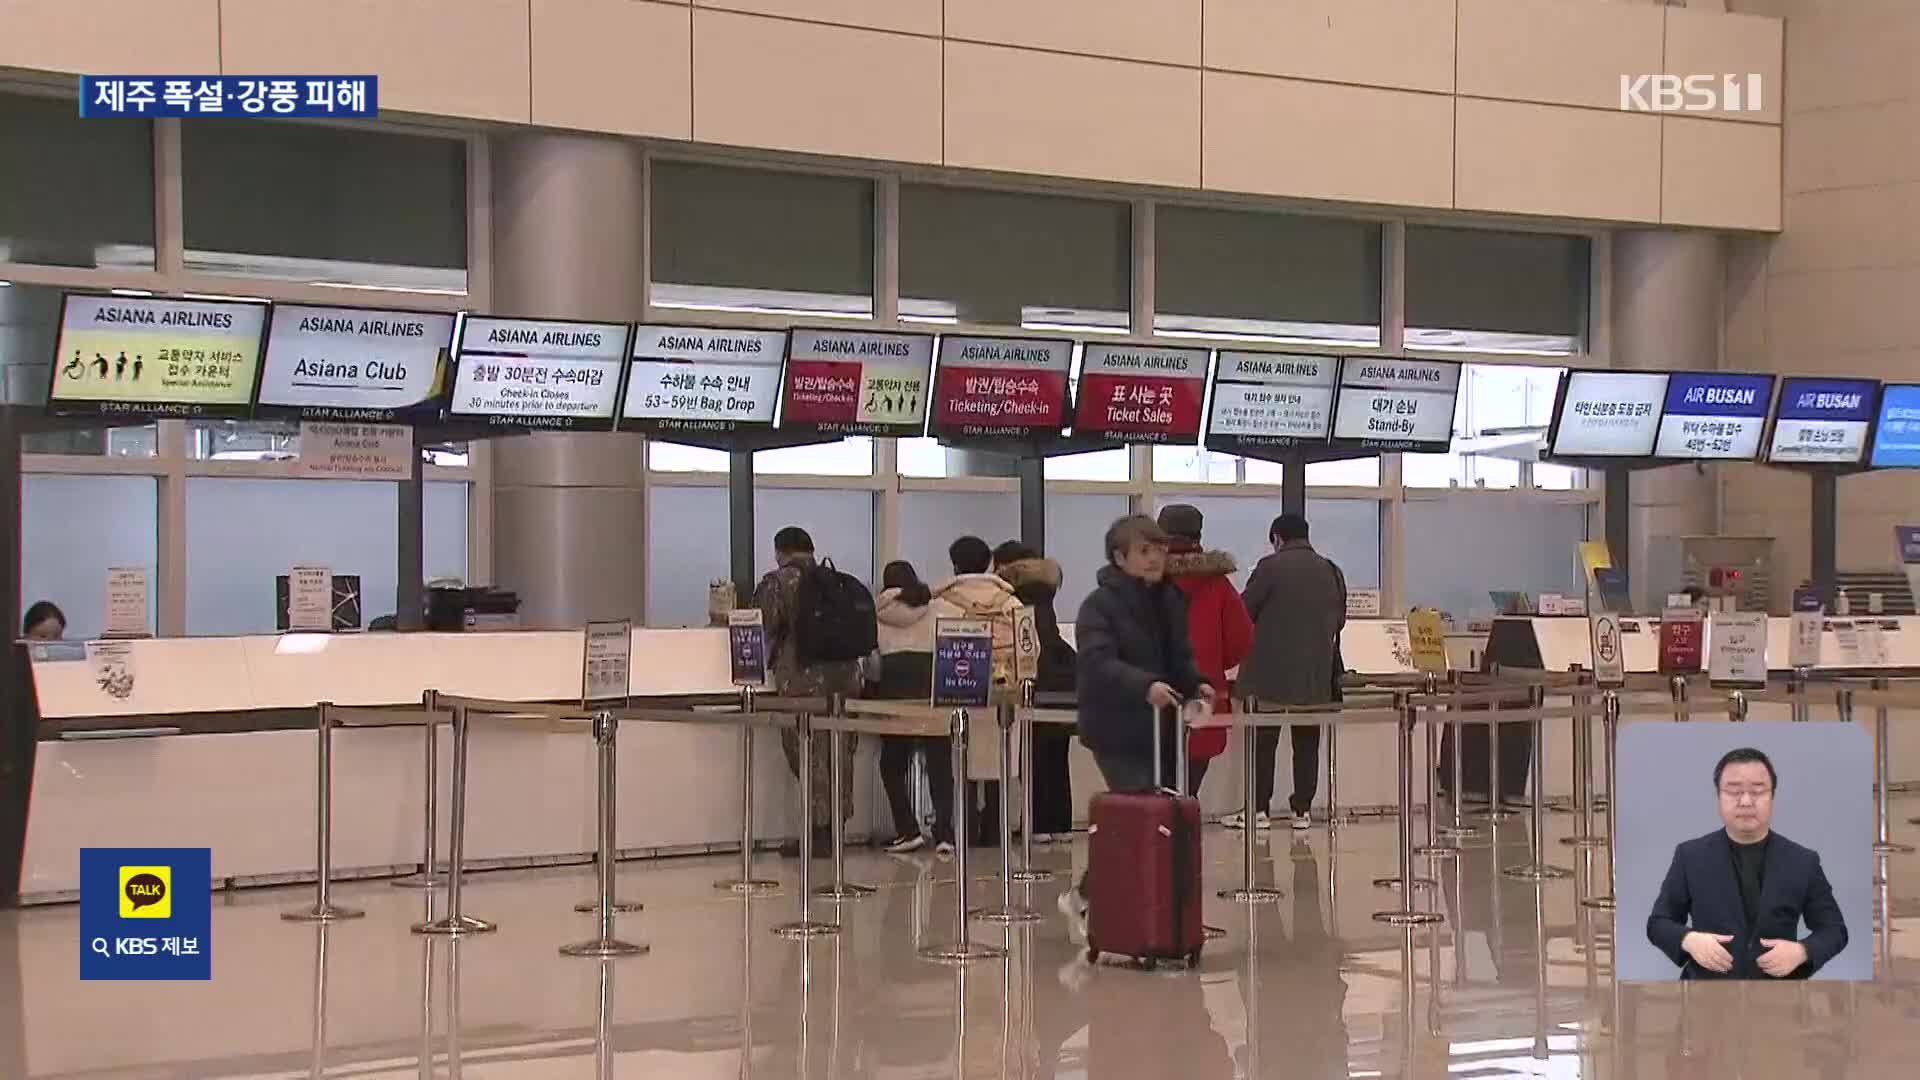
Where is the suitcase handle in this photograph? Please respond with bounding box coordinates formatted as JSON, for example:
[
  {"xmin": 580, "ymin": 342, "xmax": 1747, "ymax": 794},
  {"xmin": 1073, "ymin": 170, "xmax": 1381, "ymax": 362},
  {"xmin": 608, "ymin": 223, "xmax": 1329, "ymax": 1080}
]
[{"xmin": 1152, "ymin": 700, "xmax": 1188, "ymax": 796}]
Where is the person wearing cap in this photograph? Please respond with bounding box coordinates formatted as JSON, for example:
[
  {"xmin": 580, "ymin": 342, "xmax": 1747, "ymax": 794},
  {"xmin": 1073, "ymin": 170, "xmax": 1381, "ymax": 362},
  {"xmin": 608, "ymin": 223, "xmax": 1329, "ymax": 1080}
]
[
  {"xmin": 1156, "ymin": 504, "xmax": 1253, "ymax": 800},
  {"xmin": 1236, "ymin": 512, "xmax": 1347, "ymax": 832}
]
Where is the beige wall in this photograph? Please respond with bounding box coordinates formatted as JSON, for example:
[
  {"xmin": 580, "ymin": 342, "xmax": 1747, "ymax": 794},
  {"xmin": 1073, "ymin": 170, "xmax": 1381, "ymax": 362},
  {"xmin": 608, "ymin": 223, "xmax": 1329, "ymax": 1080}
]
[
  {"xmin": 0, "ymin": 0, "xmax": 1781, "ymax": 229},
  {"xmin": 1719, "ymin": 0, "xmax": 1920, "ymax": 591}
]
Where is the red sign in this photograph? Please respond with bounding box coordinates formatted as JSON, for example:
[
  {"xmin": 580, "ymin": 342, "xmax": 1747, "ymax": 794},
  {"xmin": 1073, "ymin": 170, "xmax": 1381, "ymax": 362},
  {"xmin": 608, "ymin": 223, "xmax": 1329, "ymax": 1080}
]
[
  {"xmin": 1659, "ymin": 612, "xmax": 1704, "ymax": 674},
  {"xmin": 929, "ymin": 335, "xmax": 1074, "ymax": 439},
  {"xmin": 1071, "ymin": 344, "xmax": 1209, "ymax": 443},
  {"xmin": 778, "ymin": 329, "xmax": 933, "ymax": 436}
]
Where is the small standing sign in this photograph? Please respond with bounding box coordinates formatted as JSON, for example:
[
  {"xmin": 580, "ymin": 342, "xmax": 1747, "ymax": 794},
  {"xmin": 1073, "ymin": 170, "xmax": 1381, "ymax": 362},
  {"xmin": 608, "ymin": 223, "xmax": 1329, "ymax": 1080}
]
[
  {"xmin": 287, "ymin": 565, "xmax": 333, "ymax": 632},
  {"xmin": 1789, "ymin": 586, "xmax": 1824, "ymax": 669},
  {"xmin": 728, "ymin": 609, "xmax": 769, "ymax": 687},
  {"xmin": 932, "ymin": 617, "xmax": 994, "ymax": 708},
  {"xmin": 1708, "ymin": 610, "xmax": 1768, "ymax": 688},
  {"xmin": 103, "ymin": 566, "xmax": 151, "ymax": 639},
  {"xmin": 581, "ymin": 620, "xmax": 633, "ymax": 705},
  {"xmin": 1345, "ymin": 589, "xmax": 1383, "ymax": 619},
  {"xmin": 1658, "ymin": 607, "xmax": 1704, "ymax": 675},
  {"xmin": 1406, "ymin": 608, "xmax": 1449, "ymax": 674},
  {"xmin": 1013, "ymin": 604, "xmax": 1041, "ymax": 685},
  {"xmin": 1588, "ymin": 611, "xmax": 1626, "ymax": 688}
]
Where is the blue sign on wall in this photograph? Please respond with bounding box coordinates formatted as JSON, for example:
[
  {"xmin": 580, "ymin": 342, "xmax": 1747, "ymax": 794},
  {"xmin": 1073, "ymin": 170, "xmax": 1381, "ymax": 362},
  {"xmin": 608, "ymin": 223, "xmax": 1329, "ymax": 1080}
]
[
  {"xmin": 1870, "ymin": 385, "xmax": 1920, "ymax": 468},
  {"xmin": 1654, "ymin": 372, "xmax": 1774, "ymax": 459},
  {"xmin": 80, "ymin": 847, "xmax": 212, "ymax": 981}
]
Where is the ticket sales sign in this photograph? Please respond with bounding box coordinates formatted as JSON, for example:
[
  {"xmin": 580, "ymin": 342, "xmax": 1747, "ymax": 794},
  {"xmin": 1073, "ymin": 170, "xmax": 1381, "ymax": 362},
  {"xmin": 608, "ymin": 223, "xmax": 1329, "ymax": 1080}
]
[
  {"xmin": 929, "ymin": 335, "xmax": 1074, "ymax": 439},
  {"xmin": 1767, "ymin": 377, "xmax": 1878, "ymax": 465},
  {"xmin": 619, "ymin": 325, "xmax": 789, "ymax": 435},
  {"xmin": 1548, "ymin": 371, "xmax": 1669, "ymax": 458},
  {"xmin": 48, "ymin": 294, "xmax": 268, "ymax": 419},
  {"xmin": 1331, "ymin": 357, "xmax": 1460, "ymax": 451},
  {"xmin": 1071, "ymin": 344, "xmax": 1209, "ymax": 443},
  {"xmin": 779, "ymin": 329, "xmax": 933, "ymax": 437},
  {"xmin": 1205, "ymin": 351, "xmax": 1338, "ymax": 451},
  {"xmin": 450, "ymin": 317, "xmax": 629, "ymax": 431},
  {"xmin": 255, "ymin": 305, "xmax": 457, "ymax": 423},
  {"xmin": 1653, "ymin": 372, "xmax": 1774, "ymax": 460}
]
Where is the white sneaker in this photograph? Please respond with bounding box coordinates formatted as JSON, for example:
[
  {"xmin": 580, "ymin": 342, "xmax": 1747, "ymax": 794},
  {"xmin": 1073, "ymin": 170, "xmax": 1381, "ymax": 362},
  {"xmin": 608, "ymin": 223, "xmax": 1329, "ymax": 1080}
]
[
  {"xmin": 934, "ymin": 839, "xmax": 955, "ymax": 857},
  {"xmin": 1057, "ymin": 889, "xmax": 1089, "ymax": 943},
  {"xmin": 1254, "ymin": 812, "xmax": 1273, "ymax": 831},
  {"xmin": 1291, "ymin": 812, "xmax": 1312, "ymax": 831},
  {"xmin": 1222, "ymin": 811, "xmax": 1247, "ymax": 830},
  {"xmin": 885, "ymin": 833, "xmax": 927, "ymax": 854}
]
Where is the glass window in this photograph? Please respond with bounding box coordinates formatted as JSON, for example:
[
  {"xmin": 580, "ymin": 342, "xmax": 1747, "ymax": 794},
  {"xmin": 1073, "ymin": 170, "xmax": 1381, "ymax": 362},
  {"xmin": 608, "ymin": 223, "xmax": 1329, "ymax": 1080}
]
[
  {"xmin": 1044, "ymin": 449, "xmax": 1129, "ymax": 481},
  {"xmin": 0, "ymin": 93, "xmax": 153, "ymax": 269},
  {"xmin": 1148, "ymin": 495, "xmax": 1381, "ymax": 590},
  {"xmin": 425, "ymin": 481, "xmax": 470, "ymax": 584},
  {"xmin": 897, "ymin": 491, "xmax": 1019, "ymax": 591},
  {"xmin": 1151, "ymin": 445, "xmax": 1238, "ymax": 483},
  {"xmin": 1403, "ymin": 500, "xmax": 1588, "ymax": 625},
  {"xmin": 189, "ymin": 420, "xmax": 299, "ymax": 461},
  {"xmin": 186, "ymin": 478, "xmax": 400, "ymax": 635},
  {"xmin": 651, "ymin": 161, "xmax": 873, "ymax": 318},
  {"xmin": 900, "ymin": 184, "xmax": 1128, "ymax": 331},
  {"xmin": 646, "ymin": 437, "xmax": 872, "ymax": 475},
  {"xmin": 1406, "ymin": 226, "xmax": 1590, "ymax": 355},
  {"xmin": 1242, "ymin": 458, "xmax": 1383, "ymax": 487},
  {"xmin": 1155, "ymin": 205, "xmax": 1380, "ymax": 346},
  {"xmin": 645, "ymin": 487, "xmax": 874, "ymax": 627},
  {"xmin": 182, "ymin": 120, "xmax": 466, "ymax": 291},
  {"xmin": 1405, "ymin": 364, "xmax": 1565, "ymax": 489},
  {"xmin": 1047, "ymin": 493, "xmax": 1131, "ymax": 618},
  {"xmin": 21, "ymin": 475, "xmax": 158, "ymax": 640},
  {"xmin": 1534, "ymin": 463, "xmax": 1587, "ymax": 491}
]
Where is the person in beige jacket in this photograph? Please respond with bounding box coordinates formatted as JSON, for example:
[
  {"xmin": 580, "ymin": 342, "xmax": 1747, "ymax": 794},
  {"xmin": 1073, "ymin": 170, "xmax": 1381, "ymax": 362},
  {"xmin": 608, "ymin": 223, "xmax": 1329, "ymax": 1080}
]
[{"xmin": 931, "ymin": 535, "xmax": 1023, "ymax": 845}]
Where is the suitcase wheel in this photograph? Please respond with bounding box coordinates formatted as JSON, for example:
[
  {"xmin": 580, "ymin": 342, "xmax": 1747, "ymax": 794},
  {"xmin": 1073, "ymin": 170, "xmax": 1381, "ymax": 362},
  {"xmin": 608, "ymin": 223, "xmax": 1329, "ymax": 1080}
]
[
  {"xmin": 1187, "ymin": 948, "xmax": 1202, "ymax": 966},
  {"xmin": 1086, "ymin": 945, "xmax": 1100, "ymax": 964},
  {"xmin": 1140, "ymin": 958, "xmax": 1158, "ymax": 971}
]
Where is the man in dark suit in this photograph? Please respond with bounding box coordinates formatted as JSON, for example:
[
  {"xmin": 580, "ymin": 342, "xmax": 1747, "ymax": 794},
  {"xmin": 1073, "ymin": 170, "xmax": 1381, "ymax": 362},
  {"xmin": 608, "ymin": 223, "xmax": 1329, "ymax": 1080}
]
[{"xmin": 1646, "ymin": 747, "xmax": 1848, "ymax": 980}]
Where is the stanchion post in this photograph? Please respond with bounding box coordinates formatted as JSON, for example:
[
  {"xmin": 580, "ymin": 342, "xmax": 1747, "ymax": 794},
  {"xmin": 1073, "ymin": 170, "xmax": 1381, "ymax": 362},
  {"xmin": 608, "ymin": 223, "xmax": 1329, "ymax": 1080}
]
[
  {"xmin": 1477, "ymin": 695, "xmax": 1515, "ymax": 822},
  {"xmin": 413, "ymin": 703, "xmax": 496, "ymax": 935},
  {"xmin": 1172, "ymin": 702, "xmax": 1228, "ymax": 940},
  {"xmin": 284, "ymin": 702, "xmax": 365, "ymax": 923},
  {"xmin": 716, "ymin": 686, "xmax": 779, "ymax": 896},
  {"xmin": 1562, "ymin": 677, "xmax": 1604, "ymax": 848},
  {"xmin": 1440, "ymin": 690, "xmax": 1478, "ymax": 841},
  {"xmin": 1580, "ymin": 690, "xmax": 1620, "ymax": 911},
  {"xmin": 1504, "ymin": 685, "xmax": 1571, "ymax": 882},
  {"xmin": 1009, "ymin": 681, "xmax": 1054, "ymax": 884},
  {"xmin": 393, "ymin": 690, "xmax": 446, "ymax": 889},
  {"xmin": 1416, "ymin": 673, "xmax": 1459, "ymax": 860},
  {"xmin": 562, "ymin": 710, "xmax": 648, "ymax": 957},
  {"xmin": 920, "ymin": 708, "xmax": 1006, "ymax": 963},
  {"xmin": 1791, "ymin": 667, "xmax": 1811, "ymax": 723},
  {"xmin": 774, "ymin": 708, "xmax": 838, "ymax": 938},
  {"xmin": 1728, "ymin": 690, "xmax": 1749, "ymax": 722},
  {"xmin": 973, "ymin": 701, "xmax": 1039, "ymax": 924},
  {"xmin": 1871, "ymin": 677, "xmax": 1913, "ymax": 855},
  {"xmin": 1373, "ymin": 693, "xmax": 1443, "ymax": 925},
  {"xmin": 1326, "ymin": 721, "xmax": 1346, "ymax": 828},
  {"xmin": 815, "ymin": 693, "xmax": 874, "ymax": 901},
  {"xmin": 1671, "ymin": 676, "xmax": 1689, "ymax": 722},
  {"xmin": 1221, "ymin": 702, "xmax": 1284, "ymax": 904}
]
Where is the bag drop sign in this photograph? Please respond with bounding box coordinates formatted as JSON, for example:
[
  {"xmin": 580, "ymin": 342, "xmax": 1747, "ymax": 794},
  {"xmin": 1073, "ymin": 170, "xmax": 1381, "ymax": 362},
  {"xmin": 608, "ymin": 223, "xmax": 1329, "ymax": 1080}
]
[{"xmin": 933, "ymin": 618, "xmax": 993, "ymax": 707}]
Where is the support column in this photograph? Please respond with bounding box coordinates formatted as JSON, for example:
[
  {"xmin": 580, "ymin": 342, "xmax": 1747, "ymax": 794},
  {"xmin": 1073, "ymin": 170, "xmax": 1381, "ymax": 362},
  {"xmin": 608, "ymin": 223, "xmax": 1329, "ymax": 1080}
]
[
  {"xmin": 489, "ymin": 133, "xmax": 648, "ymax": 628},
  {"xmin": 1611, "ymin": 231, "xmax": 1725, "ymax": 611},
  {"xmin": 1017, "ymin": 457, "xmax": 1045, "ymax": 552},
  {"xmin": 1810, "ymin": 473, "xmax": 1837, "ymax": 606}
]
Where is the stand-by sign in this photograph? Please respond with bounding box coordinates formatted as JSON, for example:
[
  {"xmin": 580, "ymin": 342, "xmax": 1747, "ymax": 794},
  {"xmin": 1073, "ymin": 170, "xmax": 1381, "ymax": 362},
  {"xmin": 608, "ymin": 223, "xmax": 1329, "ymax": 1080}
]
[
  {"xmin": 728, "ymin": 609, "xmax": 769, "ymax": 687},
  {"xmin": 581, "ymin": 620, "xmax": 632, "ymax": 705},
  {"xmin": 1708, "ymin": 610, "xmax": 1767, "ymax": 688},
  {"xmin": 1589, "ymin": 611, "xmax": 1625, "ymax": 688},
  {"xmin": 932, "ymin": 617, "xmax": 994, "ymax": 707}
]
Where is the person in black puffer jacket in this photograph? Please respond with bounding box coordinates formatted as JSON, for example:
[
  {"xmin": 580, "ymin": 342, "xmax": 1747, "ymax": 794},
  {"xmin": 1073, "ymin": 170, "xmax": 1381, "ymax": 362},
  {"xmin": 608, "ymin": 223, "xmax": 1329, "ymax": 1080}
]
[
  {"xmin": 993, "ymin": 541, "xmax": 1078, "ymax": 840},
  {"xmin": 1059, "ymin": 515, "xmax": 1210, "ymax": 936}
]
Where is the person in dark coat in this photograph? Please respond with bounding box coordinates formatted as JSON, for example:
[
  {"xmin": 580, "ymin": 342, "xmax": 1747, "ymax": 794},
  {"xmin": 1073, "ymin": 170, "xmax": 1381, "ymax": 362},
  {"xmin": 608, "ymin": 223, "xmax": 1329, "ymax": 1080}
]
[
  {"xmin": 1238, "ymin": 512, "xmax": 1347, "ymax": 831},
  {"xmin": 1059, "ymin": 515, "xmax": 1210, "ymax": 939},
  {"xmin": 993, "ymin": 540, "xmax": 1078, "ymax": 840}
]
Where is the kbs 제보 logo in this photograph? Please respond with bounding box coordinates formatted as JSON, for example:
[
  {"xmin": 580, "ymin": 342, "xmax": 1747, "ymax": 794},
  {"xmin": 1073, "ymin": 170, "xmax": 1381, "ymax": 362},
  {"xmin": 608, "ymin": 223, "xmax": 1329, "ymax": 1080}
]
[{"xmin": 118, "ymin": 865, "xmax": 171, "ymax": 918}]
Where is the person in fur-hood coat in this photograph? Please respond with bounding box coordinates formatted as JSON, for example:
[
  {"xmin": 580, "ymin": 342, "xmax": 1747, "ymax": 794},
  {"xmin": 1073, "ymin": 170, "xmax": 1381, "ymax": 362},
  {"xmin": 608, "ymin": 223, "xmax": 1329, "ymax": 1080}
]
[{"xmin": 1156, "ymin": 504, "xmax": 1254, "ymax": 798}]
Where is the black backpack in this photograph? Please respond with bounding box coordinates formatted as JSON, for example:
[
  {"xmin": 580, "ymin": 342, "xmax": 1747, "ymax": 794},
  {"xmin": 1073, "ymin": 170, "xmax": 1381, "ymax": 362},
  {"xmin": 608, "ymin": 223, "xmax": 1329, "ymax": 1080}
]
[{"xmin": 793, "ymin": 559, "xmax": 878, "ymax": 664}]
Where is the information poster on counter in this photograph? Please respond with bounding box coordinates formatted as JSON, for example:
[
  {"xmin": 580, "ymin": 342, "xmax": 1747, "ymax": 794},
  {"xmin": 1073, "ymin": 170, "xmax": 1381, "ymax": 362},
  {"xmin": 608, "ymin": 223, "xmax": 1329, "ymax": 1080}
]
[
  {"xmin": 1589, "ymin": 612, "xmax": 1625, "ymax": 687},
  {"xmin": 928, "ymin": 335, "xmax": 1073, "ymax": 440},
  {"xmin": 932, "ymin": 617, "xmax": 993, "ymax": 707},
  {"xmin": 1869, "ymin": 384, "xmax": 1920, "ymax": 467},
  {"xmin": 286, "ymin": 565, "xmax": 333, "ymax": 632},
  {"xmin": 779, "ymin": 329, "xmax": 933, "ymax": 437},
  {"xmin": 1708, "ymin": 610, "xmax": 1768, "ymax": 688},
  {"xmin": 1767, "ymin": 377, "xmax": 1878, "ymax": 465},
  {"xmin": 48, "ymin": 294, "xmax": 268, "ymax": 419},
  {"xmin": 1346, "ymin": 589, "xmax": 1382, "ymax": 619},
  {"xmin": 1658, "ymin": 608, "xmax": 1704, "ymax": 674},
  {"xmin": 619, "ymin": 325, "xmax": 790, "ymax": 436},
  {"xmin": 104, "ymin": 566, "xmax": 150, "ymax": 639},
  {"xmin": 1548, "ymin": 370, "xmax": 1668, "ymax": 458},
  {"xmin": 1204, "ymin": 351, "xmax": 1337, "ymax": 451},
  {"xmin": 1653, "ymin": 372, "xmax": 1775, "ymax": 460},
  {"xmin": 297, "ymin": 422, "xmax": 414, "ymax": 480},
  {"xmin": 451, "ymin": 317, "xmax": 629, "ymax": 431},
  {"xmin": 581, "ymin": 620, "xmax": 632, "ymax": 705},
  {"xmin": 728, "ymin": 609, "xmax": 768, "ymax": 687},
  {"xmin": 1330, "ymin": 357, "xmax": 1461, "ymax": 451},
  {"xmin": 1071, "ymin": 344, "xmax": 1208, "ymax": 443},
  {"xmin": 1406, "ymin": 609, "xmax": 1448, "ymax": 673},
  {"xmin": 255, "ymin": 304, "xmax": 456, "ymax": 422}
]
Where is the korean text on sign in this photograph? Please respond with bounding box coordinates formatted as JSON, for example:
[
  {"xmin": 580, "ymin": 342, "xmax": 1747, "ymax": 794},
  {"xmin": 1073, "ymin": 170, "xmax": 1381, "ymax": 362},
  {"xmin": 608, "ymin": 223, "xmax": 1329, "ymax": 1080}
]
[{"xmin": 80, "ymin": 76, "xmax": 377, "ymax": 118}]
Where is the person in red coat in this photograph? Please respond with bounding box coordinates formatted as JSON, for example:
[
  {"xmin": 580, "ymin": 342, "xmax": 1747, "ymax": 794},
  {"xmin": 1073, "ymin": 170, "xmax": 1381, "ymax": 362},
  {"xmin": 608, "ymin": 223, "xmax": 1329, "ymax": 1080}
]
[{"xmin": 1156, "ymin": 504, "xmax": 1253, "ymax": 798}]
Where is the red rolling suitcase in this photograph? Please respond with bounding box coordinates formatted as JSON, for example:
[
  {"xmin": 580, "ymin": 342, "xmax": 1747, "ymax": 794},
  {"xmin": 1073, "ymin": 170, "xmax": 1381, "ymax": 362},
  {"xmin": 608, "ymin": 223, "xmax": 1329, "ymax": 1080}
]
[{"xmin": 1084, "ymin": 705, "xmax": 1205, "ymax": 968}]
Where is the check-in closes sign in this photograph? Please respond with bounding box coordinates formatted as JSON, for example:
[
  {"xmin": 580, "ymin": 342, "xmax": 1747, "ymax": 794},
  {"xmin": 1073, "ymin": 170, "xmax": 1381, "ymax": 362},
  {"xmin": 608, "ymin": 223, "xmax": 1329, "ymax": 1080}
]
[
  {"xmin": 1205, "ymin": 351, "xmax": 1337, "ymax": 450},
  {"xmin": 1072, "ymin": 344, "xmax": 1208, "ymax": 443},
  {"xmin": 255, "ymin": 305, "xmax": 456, "ymax": 422},
  {"xmin": 780, "ymin": 329, "xmax": 933, "ymax": 436},
  {"xmin": 929, "ymin": 335, "xmax": 1073, "ymax": 439},
  {"xmin": 621, "ymin": 326, "xmax": 789, "ymax": 435},
  {"xmin": 452, "ymin": 317, "xmax": 628, "ymax": 431},
  {"xmin": 49, "ymin": 294, "xmax": 267, "ymax": 419},
  {"xmin": 1332, "ymin": 358, "xmax": 1460, "ymax": 451}
]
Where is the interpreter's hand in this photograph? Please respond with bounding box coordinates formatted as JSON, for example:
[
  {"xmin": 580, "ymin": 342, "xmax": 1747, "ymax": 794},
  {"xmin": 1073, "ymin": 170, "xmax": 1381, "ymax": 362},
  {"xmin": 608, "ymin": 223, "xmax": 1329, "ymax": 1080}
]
[
  {"xmin": 1681, "ymin": 931, "xmax": 1736, "ymax": 974},
  {"xmin": 1197, "ymin": 683, "xmax": 1219, "ymax": 705},
  {"xmin": 1757, "ymin": 938, "xmax": 1808, "ymax": 978},
  {"xmin": 1147, "ymin": 681, "xmax": 1182, "ymax": 709}
]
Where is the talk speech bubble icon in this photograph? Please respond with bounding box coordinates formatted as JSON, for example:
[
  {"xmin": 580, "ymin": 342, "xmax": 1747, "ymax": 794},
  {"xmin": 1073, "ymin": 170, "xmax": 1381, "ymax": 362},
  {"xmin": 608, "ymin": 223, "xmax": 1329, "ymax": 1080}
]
[{"xmin": 123, "ymin": 871, "xmax": 168, "ymax": 914}]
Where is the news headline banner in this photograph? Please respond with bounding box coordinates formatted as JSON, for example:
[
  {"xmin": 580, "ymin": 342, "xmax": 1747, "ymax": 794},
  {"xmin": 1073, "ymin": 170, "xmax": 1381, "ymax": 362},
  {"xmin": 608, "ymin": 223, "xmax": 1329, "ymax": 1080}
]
[{"xmin": 80, "ymin": 76, "xmax": 375, "ymax": 118}]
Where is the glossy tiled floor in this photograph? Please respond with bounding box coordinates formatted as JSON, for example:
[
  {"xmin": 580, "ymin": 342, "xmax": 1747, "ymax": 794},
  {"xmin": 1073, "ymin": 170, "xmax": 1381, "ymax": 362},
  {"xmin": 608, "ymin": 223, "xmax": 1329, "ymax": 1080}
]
[{"xmin": 6, "ymin": 804, "xmax": 1920, "ymax": 1078}]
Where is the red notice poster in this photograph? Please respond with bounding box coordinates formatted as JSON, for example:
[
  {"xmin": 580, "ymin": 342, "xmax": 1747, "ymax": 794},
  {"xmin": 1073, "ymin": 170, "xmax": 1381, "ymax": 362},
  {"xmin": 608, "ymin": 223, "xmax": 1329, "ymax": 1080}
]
[
  {"xmin": 929, "ymin": 335, "xmax": 1073, "ymax": 439},
  {"xmin": 1658, "ymin": 610, "xmax": 1704, "ymax": 674},
  {"xmin": 1071, "ymin": 344, "xmax": 1210, "ymax": 443},
  {"xmin": 779, "ymin": 328, "xmax": 934, "ymax": 437}
]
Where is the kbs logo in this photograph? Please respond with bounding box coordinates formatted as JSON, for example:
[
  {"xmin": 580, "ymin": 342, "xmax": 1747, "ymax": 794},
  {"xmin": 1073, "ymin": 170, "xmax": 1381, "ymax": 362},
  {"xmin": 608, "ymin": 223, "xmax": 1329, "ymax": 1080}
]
[{"xmin": 1619, "ymin": 74, "xmax": 1764, "ymax": 113}]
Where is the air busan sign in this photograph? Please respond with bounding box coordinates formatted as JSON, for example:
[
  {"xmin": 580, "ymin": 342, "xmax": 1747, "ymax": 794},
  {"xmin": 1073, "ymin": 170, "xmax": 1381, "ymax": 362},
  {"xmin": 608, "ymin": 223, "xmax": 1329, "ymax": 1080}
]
[{"xmin": 1619, "ymin": 74, "xmax": 1764, "ymax": 114}]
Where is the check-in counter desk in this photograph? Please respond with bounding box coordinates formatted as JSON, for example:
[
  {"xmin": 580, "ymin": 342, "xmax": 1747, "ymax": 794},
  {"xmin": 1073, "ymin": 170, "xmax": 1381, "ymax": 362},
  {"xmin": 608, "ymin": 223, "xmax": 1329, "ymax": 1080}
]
[{"xmin": 1481, "ymin": 614, "xmax": 1920, "ymax": 797}]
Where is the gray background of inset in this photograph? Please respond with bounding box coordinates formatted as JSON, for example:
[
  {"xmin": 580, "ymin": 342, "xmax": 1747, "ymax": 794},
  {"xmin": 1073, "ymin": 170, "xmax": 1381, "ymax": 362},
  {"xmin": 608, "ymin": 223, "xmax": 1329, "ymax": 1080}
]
[{"xmin": 1615, "ymin": 721, "xmax": 1873, "ymax": 981}]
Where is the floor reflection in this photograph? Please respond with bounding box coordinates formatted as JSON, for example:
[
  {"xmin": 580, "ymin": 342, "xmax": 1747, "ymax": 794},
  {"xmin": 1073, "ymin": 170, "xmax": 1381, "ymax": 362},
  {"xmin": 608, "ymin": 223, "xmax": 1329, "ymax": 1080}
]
[{"xmin": 5, "ymin": 800, "xmax": 1920, "ymax": 1078}]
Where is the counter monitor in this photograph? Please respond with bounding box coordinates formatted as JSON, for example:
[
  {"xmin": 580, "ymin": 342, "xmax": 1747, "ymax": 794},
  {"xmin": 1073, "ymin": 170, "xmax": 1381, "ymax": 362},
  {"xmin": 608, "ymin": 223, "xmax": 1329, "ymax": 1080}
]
[
  {"xmin": 927, "ymin": 334, "xmax": 1074, "ymax": 440},
  {"xmin": 1767, "ymin": 376, "xmax": 1879, "ymax": 466},
  {"xmin": 1070, "ymin": 343, "xmax": 1210, "ymax": 444},
  {"xmin": 619, "ymin": 325, "xmax": 790, "ymax": 436},
  {"xmin": 1653, "ymin": 371, "xmax": 1775, "ymax": 461},
  {"xmin": 778, "ymin": 329, "xmax": 934, "ymax": 437},
  {"xmin": 1204, "ymin": 350, "xmax": 1338, "ymax": 451},
  {"xmin": 449, "ymin": 316, "xmax": 630, "ymax": 432},
  {"xmin": 255, "ymin": 304, "xmax": 457, "ymax": 423},
  {"xmin": 1869, "ymin": 383, "xmax": 1920, "ymax": 468},
  {"xmin": 1546, "ymin": 370, "xmax": 1670, "ymax": 459},
  {"xmin": 1329, "ymin": 356, "xmax": 1461, "ymax": 452},
  {"xmin": 47, "ymin": 293, "xmax": 269, "ymax": 420}
]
